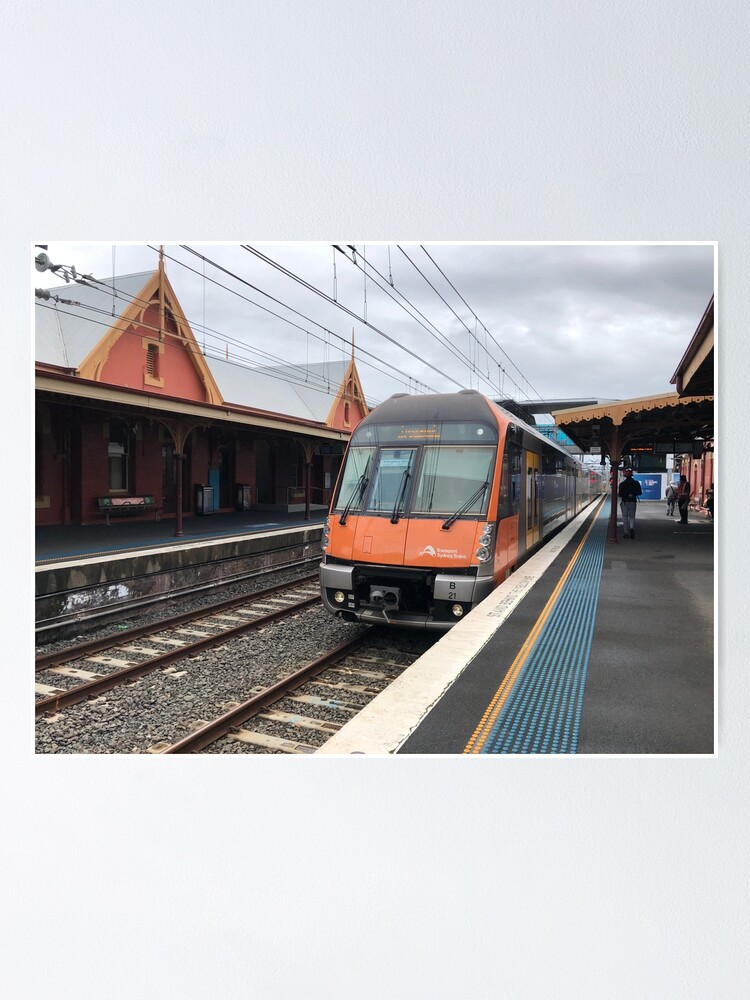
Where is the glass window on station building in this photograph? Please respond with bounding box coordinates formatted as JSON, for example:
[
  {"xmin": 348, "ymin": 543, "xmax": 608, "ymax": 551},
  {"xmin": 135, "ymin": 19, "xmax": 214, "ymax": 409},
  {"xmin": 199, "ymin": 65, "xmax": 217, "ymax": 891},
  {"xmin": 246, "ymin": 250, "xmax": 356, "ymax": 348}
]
[{"xmin": 108, "ymin": 419, "xmax": 132, "ymax": 491}]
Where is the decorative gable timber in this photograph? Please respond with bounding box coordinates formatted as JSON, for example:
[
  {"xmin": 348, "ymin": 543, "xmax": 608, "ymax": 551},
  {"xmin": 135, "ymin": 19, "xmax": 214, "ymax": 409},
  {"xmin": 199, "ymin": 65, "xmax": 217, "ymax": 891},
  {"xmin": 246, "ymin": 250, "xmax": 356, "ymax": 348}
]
[
  {"xmin": 76, "ymin": 265, "xmax": 223, "ymax": 405},
  {"xmin": 324, "ymin": 355, "xmax": 368, "ymax": 430}
]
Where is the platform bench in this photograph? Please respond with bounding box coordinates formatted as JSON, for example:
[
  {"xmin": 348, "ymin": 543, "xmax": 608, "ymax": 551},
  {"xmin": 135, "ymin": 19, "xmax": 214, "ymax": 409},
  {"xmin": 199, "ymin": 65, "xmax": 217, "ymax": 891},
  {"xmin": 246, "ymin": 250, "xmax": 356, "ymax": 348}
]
[{"xmin": 96, "ymin": 495, "xmax": 162, "ymax": 525}]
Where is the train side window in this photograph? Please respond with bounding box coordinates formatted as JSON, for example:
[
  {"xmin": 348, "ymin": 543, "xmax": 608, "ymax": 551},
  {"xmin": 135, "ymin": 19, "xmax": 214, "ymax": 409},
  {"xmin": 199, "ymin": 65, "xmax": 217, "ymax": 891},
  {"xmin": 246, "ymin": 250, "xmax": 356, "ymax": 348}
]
[
  {"xmin": 498, "ymin": 442, "xmax": 521, "ymax": 519},
  {"xmin": 527, "ymin": 466, "xmax": 534, "ymax": 522}
]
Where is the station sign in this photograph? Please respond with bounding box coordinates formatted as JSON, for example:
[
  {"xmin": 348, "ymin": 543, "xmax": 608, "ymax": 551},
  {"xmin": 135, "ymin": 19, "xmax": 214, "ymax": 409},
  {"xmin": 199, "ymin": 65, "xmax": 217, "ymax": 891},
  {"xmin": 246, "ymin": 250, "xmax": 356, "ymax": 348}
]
[
  {"xmin": 633, "ymin": 454, "xmax": 666, "ymax": 472},
  {"xmin": 654, "ymin": 440, "xmax": 705, "ymax": 458}
]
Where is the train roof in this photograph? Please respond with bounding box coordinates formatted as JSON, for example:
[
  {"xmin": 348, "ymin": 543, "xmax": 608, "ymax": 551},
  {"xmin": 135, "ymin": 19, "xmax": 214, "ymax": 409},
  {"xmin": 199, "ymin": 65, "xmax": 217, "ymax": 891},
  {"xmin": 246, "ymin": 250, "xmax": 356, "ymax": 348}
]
[
  {"xmin": 363, "ymin": 391, "xmax": 587, "ymax": 464},
  {"xmin": 364, "ymin": 390, "xmax": 497, "ymax": 425}
]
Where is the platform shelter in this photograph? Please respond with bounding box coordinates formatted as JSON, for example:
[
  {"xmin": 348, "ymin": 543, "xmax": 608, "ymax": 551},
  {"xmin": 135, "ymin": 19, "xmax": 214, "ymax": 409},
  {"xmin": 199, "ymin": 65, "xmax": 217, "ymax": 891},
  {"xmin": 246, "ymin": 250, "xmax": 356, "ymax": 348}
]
[{"xmin": 551, "ymin": 296, "xmax": 715, "ymax": 543}]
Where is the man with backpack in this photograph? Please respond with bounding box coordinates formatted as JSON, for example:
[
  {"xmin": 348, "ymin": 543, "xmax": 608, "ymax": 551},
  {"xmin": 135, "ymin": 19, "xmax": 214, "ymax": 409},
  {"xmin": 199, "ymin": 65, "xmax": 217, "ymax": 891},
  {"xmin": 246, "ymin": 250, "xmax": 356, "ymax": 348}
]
[{"xmin": 618, "ymin": 468, "xmax": 642, "ymax": 539}]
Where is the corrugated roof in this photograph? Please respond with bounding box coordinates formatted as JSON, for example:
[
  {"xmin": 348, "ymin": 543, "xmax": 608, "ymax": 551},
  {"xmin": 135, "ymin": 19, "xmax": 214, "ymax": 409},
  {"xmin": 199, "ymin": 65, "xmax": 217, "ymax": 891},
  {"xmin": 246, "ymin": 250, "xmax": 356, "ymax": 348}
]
[
  {"xmin": 550, "ymin": 392, "xmax": 712, "ymax": 427},
  {"xmin": 551, "ymin": 392, "xmax": 714, "ymax": 455},
  {"xmin": 209, "ymin": 357, "xmax": 350, "ymax": 422},
  {"xmin": 35, "ymin": 272, "xmax": 154, "ymax": 369}
]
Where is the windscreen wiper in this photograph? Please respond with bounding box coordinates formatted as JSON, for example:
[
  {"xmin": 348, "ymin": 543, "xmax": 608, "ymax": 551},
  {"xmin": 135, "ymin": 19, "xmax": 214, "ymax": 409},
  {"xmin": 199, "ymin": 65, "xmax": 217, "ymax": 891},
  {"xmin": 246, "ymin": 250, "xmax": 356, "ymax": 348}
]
[
  {"xmin": 390, "ymin": 465, "xmax": 413, "ymax": 524},
  {"xmin": 442, "ymin": 481, "xmax": 489, "ymax": 530},
  {"xmin": 339, "ymin": 458, "xmax": 371, "ymax": 525}
]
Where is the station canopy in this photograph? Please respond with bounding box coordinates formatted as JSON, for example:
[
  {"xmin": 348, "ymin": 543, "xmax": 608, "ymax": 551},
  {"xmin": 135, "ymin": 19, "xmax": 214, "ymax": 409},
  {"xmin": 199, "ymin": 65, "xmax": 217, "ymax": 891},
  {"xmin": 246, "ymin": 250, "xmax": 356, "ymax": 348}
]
[{"xmin": 550, "ymin": 391, "xmax": 714, "ymax": 464}]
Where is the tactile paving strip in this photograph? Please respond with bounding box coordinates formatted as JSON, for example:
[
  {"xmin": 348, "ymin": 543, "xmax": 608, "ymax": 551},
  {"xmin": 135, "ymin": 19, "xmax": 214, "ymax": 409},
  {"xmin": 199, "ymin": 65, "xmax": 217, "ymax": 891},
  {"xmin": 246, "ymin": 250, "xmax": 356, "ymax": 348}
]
[{"xmin": 468, "ymin": 500, "xmax": 609, "ymax": 754}]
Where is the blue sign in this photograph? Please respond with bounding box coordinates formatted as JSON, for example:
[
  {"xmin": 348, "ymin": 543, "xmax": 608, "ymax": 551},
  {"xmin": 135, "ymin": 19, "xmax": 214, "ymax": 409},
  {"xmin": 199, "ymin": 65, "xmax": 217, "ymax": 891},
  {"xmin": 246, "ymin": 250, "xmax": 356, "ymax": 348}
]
[{"xmin": 633, "ymin": 473, "xmax": 661, "ymax": 500}]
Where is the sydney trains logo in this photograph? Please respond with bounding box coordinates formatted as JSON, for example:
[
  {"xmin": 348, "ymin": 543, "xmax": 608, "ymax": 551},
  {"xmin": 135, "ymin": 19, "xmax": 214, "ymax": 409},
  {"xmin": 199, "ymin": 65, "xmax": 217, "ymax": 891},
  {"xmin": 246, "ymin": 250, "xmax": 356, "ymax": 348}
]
[{"xmin": 418, "ymin": 544, "xmax": 465, "ymax": 560}]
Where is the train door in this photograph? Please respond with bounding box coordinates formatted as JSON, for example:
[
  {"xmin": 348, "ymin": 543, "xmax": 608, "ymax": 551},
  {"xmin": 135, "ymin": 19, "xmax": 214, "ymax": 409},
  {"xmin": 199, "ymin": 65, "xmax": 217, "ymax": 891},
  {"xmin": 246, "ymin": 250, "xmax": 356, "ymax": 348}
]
[
  {"xmin": 525, "ymin": 451, "xmax": 541, "ymax": 549},
  {"xmin": 493, "ymin": 438, "xmax": 520, "ymax": 578}
]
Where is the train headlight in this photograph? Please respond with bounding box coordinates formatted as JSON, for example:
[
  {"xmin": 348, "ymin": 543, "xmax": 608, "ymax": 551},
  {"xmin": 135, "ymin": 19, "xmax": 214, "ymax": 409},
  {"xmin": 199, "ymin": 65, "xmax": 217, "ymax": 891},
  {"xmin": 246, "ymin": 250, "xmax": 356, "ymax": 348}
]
[
  {"xmin": 476, "ymin": 523, "xmax": 493, "ymax": 562},
  {"xmin": 321, "ymin": 517, "xmax": 331, "ymax": 551},
  {"xmin": 451, "ymin": 603, "xmax": 465, "ymax": 618},
  {"xmin": 333, "ymin": 590, "xmax": 346, "ymax": 604}
]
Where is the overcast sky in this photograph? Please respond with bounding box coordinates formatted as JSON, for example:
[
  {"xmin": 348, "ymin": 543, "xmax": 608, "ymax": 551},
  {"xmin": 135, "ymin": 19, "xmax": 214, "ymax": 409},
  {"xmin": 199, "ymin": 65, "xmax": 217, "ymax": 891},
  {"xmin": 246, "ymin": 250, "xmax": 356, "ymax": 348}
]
[{"xmin": 34, "ymin": 242, "xmax": 715, "ymax": 412}]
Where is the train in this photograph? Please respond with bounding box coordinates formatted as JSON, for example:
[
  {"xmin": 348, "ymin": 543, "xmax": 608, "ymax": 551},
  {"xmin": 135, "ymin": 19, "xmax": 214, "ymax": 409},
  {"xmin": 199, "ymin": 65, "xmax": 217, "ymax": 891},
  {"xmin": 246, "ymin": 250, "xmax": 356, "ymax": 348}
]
[{"xmin": 319, "ymin": 390, "xmax": 604, "ymax": 631}]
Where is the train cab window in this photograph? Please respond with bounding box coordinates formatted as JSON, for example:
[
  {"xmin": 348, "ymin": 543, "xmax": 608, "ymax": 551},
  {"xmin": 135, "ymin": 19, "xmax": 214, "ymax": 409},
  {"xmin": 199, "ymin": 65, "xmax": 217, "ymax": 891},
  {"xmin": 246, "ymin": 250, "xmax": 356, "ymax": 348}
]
[
  {"xmin": 412, "ymin": 446, "xmax": 495, "ymax": 515},
  {"xmin": 366, "ymin": 449, "xmax": 416, "ymax": 514},
  {"xmin": 332, "ymin": 447, "xmax": 376, "ymax": 512}
]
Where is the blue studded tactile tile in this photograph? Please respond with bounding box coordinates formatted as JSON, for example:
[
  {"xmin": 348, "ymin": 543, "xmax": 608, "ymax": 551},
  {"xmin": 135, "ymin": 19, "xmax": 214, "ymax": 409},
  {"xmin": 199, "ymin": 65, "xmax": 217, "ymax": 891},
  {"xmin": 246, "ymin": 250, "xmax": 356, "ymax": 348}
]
[{"xmin": 482, "ymin": 500, "xmax": 609, "ymax": 754}]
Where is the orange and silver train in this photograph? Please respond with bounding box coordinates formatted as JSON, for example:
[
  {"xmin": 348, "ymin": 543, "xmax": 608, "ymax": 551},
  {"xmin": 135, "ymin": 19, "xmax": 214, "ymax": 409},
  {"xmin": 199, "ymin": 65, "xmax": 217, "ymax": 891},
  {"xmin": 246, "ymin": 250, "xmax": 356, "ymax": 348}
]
[{"xmin": 320, "ymin": 390, "xmax": 603, "ymax": 631}]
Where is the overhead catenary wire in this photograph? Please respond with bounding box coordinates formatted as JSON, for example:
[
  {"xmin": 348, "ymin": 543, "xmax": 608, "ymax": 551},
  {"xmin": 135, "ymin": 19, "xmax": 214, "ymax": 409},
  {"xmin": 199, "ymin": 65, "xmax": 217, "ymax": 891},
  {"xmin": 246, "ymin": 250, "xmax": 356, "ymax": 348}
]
[
  {"xmin": 39, "ymin": 261, "xmax": 426, "ymax": 408},
  {"xmin": 398, "ymin": 244, "xmax": 496, "ymax": 389},
  {"xmin": 40, "ymin": 247, "xmax": 443, "ymax": 401},
  {"xmin": 398, "ymin": 244, "xmax": 533, "ymax": 401},
  {"xmin": 170, "ymin": 245, "xmax": 443, "ymax": 395},
  {"xmin": 37, "ymin": 298, "xmax": 395, "ymax": 408},
  {"xmin": 40, "ymin": 243, "xmax": 546, "ymax": 407},
  {"xmin": 74, "ymin": 248, "xmax": 434, "ymax": 399},
  {"xmin": 56, "ymin": 277, "xmax": 322, "ymax": 386},
  {"xmin": 418, "ymin": 244, "xmax": 544, "ymax": 402},
  {"xmin": 334, "ymin": 244, "xmax": 483, "ymax": 385},
  {"xmin": 43, "ymin": 244, "xmax": 483, "ymax": 400},
  {"xmin": 339, "ymin": 242, "xmax": 539, "ymax": 402},
  {"xmin": 238, "ymin": 244, "xmax": 470, "ymax": 392}
]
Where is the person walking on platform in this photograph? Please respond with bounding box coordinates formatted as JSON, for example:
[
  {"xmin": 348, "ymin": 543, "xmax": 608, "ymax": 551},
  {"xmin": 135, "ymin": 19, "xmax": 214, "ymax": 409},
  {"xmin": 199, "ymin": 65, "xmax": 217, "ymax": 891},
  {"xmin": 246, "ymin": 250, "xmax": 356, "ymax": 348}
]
[
  {"xmin": 705, "ymin": 482, "xmax": 714, "ymax": 519},
  {"xmin": 665, "ymin": 481, "xmax": 677, "ymax": 516},
  {"xmin": 677, "ymin": 474, "xmax": 691, "ymax": 524},
  {"xmin": 618, "ymin": 467, "xmax": 642, "ymax": 539}
]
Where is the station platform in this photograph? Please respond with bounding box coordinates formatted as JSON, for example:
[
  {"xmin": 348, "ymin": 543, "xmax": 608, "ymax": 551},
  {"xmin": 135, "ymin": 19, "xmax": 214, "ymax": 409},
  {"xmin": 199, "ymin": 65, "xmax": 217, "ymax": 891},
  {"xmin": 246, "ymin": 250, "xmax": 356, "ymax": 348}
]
[
  {"xmin": 318, "ymin": 499, "xmax": 715, "ymax": 756},
  {"xmin": 35, "ymin": 510, "xmax": 327, "ymax": 633},
  {"xmin": 35, "ymin": 509, "xmax": 327, "ymax": 564}
]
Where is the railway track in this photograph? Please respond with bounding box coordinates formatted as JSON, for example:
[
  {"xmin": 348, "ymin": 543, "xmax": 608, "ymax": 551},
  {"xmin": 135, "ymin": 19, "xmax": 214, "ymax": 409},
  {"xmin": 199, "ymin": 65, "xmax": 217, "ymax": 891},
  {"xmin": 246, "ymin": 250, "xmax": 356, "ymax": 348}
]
[
  {"xmin": 35, "ymin": 550, "xmax": 322, "ymax": 642},
  {"xmin": 163, "ymin": 632, "xmax": 421, "ymax": 754},
  {"xmin": 35, "ymin": 583, "xmax": 434, "ymax": 754},
  {"xmin": 35, "ymin": 575, "xmax": 321, "ymax": 717}
]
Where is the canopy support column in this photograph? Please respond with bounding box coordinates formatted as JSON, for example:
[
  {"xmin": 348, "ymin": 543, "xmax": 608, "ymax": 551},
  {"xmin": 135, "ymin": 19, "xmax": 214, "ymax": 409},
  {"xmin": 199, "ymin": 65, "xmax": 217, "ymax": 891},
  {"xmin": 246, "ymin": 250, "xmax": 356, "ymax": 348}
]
[{"xmin": 604, "ymin": 424, "xmax": 626, "ymax": 544}]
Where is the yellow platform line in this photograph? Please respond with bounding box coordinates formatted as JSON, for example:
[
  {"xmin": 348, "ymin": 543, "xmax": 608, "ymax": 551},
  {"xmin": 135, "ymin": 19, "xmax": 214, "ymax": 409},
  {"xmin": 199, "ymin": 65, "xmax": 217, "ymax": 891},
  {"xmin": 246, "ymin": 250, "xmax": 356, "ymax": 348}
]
[{"xmin": 463, "ymin": 499, "xmax": 605, "ymax": 754}]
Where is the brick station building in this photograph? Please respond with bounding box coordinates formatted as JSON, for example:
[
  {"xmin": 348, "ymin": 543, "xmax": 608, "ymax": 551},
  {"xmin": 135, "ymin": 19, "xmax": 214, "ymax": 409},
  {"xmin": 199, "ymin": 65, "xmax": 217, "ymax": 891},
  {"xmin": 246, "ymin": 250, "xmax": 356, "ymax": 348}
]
[{"xmin": 35, "ymin": 258, "xmax": 369, "ymax": 531}]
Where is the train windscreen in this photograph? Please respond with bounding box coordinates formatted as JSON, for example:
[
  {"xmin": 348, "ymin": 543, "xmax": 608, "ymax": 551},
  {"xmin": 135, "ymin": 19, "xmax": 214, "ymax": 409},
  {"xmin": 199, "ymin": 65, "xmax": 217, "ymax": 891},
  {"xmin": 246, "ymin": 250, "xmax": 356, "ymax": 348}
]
[
  {"xmin": 411, "ymin": 446, "xmax": 495, "ymax": 515},
  {"xmin": 365, "ymin": 448, "xmax": 416, "ymax": 514},
  {"xmin": 332, "ymin": 447, "xmax": 375, "ymax": 513}
]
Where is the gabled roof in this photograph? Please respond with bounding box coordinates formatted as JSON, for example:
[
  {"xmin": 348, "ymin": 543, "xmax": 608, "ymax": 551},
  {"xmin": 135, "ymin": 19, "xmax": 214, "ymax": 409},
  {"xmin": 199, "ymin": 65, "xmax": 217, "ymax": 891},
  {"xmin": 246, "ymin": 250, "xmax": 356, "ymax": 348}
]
[
  {"xmin": 325, "ymin": 354, "xmax": 368, "ymax": 426},
  {"xmin": 76, "ymin": 266, "xmax": 222, "ymax": 403},
  {"xmin": 36, "ymin": 272, "xmax": 155, "ymax": 369},
  {"xmin": 36, "ymin": 268, "xmax": 367, "ymax": 429}
]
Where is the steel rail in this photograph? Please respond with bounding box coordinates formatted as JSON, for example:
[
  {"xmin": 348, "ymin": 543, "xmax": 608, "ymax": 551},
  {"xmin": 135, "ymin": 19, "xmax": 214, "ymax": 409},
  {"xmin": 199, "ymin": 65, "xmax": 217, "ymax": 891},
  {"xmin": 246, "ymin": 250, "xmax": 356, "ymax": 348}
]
[
  {"xmin": 35, "ymin": 572, "xmax": 319, "ymax": 671},
  {"xmin": 35, "ymin": 594, "xmax": 321, "ymax": 718},
  {"xmin": 163, "ymin": 632, "xmax": 369, "ymax": 754}
]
